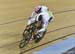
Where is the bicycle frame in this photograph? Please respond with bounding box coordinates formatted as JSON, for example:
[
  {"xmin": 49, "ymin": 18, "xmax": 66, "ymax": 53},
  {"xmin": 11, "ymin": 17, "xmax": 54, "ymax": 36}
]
[{"xmin": 23, "ymin": 23, "xmax": 37, "ymax": 38}]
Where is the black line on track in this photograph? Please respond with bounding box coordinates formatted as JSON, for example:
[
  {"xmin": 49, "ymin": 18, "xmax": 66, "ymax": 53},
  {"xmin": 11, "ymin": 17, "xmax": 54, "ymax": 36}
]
[
  {"xmin": 0, "ymin": 18, "xmax": 26, "ymax": 25},
  {"xmin": 0, "ymin": 9, "xmax": 75, "ymax": 26},
  {"xmin": 53, "ymin": 9, "xmax": 75, "ymax": 14},
  {"xmin": 47, "ymin": 24, "xmax": 75, "ymax": 33}
]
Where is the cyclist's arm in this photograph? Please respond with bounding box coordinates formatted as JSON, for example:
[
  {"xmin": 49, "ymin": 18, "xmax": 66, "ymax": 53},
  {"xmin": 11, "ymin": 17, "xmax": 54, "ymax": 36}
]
[
  {"xmin": 27, "ymin": 17, "xmax": 36, "ymax": 25},
  {"xmin": 27, "ymin": 11, "xmax": 36, "ymax": 25}
]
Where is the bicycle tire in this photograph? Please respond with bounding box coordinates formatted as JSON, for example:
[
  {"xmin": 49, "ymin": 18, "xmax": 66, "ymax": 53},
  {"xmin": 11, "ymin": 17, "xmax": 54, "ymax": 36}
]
[{"xmin": 19, "ymin": 30, "xmax": 32, "ymax": 48}]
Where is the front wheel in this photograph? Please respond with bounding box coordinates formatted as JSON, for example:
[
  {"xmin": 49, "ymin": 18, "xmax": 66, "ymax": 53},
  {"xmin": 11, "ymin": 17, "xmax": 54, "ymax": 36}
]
[{"xmin": 19, "ymin": 30, "xmax": 32, "ymax": 48}]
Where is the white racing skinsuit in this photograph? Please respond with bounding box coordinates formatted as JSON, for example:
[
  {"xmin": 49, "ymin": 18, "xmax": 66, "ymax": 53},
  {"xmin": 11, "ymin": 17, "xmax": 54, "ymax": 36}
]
[{"xmin": 27, "ymin": 6, "xmax": 54, "ymax": 33}]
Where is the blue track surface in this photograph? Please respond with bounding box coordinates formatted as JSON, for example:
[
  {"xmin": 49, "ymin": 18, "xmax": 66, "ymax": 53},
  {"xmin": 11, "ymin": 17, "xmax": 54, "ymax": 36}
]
[{"xmin": 33, "ymin": 37, "xmax": 75, "ymax": 54}]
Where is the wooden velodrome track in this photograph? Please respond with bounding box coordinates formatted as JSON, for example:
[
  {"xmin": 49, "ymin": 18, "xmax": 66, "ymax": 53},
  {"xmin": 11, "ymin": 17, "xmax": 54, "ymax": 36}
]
[{"xmin": 0, "ymin": 0, "xmax": 75, "ymax": 54}]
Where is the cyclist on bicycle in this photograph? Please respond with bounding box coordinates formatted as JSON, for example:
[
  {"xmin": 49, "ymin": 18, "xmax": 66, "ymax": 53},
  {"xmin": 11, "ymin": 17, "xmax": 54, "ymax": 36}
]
[{"xmin": 27, "ymin": 5, "xmax": 54, "ymax": 43}]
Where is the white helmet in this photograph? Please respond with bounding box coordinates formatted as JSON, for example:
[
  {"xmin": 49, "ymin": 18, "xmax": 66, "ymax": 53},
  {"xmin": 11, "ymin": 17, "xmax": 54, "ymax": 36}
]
[
  {"xmin": 34, "ymin": 5, "xmax": 49, "ymax": 13},
  {"xmin": 41, "ymin": 6, "xmax": 49, "ymax": 12},
  {"xmin": 34, "ymin": 5, "xmax": 42, "ymax": 13}
]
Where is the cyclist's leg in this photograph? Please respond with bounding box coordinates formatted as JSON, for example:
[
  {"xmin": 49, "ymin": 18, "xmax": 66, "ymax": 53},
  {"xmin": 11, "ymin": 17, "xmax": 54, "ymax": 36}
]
[
  {"xmin": 34, "ymin": 20, "xmax": 50, "ymax": 43},
  {"xmin": 34, "ymin": 31, "xmax": 46, "ymax": 43},
  {"xmin": 37, "ymin": 31, "xmax": 46, "ymax": 38}
]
